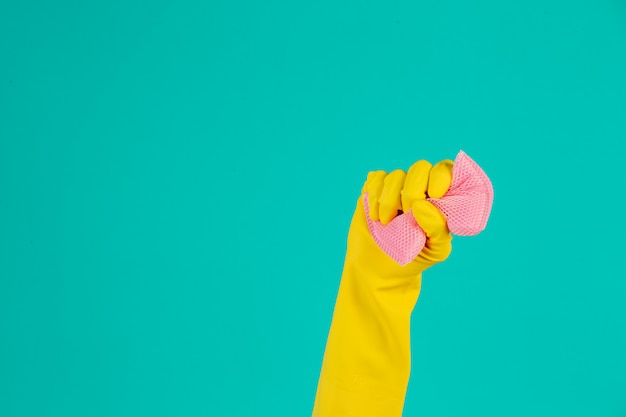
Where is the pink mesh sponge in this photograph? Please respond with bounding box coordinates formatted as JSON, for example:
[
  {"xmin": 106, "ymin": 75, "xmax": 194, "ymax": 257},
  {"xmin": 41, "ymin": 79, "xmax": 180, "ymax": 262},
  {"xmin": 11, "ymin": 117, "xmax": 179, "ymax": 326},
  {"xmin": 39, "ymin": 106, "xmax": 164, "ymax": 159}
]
[{"xmin": 364, "ymin": 150, "xmax": 494, "ymax": 266}]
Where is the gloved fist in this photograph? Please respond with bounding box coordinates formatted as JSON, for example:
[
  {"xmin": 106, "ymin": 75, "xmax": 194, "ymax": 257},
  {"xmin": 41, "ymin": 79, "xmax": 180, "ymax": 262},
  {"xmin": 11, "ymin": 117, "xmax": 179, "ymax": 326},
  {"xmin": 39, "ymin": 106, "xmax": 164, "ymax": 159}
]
[{"xmin": 350, "ymin": 158, "xmax": 454, "ymax": 279}]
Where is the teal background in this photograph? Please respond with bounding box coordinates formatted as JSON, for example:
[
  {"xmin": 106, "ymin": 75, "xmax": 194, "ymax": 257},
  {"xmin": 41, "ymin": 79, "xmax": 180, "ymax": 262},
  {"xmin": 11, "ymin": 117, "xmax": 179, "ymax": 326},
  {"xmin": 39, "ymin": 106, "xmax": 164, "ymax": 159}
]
[{"xmin": 1, "ymin": 1, "xmax": 625, "ymax": 416}]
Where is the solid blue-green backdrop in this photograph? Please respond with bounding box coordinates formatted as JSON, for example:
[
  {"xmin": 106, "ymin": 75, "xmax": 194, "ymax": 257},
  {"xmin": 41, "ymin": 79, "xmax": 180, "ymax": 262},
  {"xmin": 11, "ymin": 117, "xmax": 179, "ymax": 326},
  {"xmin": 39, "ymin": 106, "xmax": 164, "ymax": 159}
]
[{"xmin": 1, "ymin": 1, "xmax": 625, "ymax": 416}]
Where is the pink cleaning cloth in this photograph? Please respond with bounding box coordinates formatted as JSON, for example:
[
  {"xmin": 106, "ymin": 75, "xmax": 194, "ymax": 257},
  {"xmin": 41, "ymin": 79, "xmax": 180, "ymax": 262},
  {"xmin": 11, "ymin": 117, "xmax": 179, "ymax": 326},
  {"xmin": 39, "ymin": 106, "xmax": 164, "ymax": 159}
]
[{"xmin": 364, "ymin": 150, "xmax": 494, "ymax": 266}]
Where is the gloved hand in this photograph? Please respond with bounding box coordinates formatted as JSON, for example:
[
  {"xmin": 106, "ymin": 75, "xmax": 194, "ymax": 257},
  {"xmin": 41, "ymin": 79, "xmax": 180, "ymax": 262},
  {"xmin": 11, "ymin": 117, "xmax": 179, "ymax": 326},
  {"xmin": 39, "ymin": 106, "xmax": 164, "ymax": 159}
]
[{"xmin": 311, "ymin": 159, "xmax": 454, "ymax": 417}]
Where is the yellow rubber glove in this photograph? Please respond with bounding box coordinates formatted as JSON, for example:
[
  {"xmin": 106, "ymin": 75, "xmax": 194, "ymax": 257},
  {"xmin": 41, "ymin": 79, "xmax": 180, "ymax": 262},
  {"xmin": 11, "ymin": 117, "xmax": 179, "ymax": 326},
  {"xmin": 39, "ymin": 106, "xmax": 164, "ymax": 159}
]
[{"xmin": 312, "ymin": 159, "xmax": 454, "ymax": 417}]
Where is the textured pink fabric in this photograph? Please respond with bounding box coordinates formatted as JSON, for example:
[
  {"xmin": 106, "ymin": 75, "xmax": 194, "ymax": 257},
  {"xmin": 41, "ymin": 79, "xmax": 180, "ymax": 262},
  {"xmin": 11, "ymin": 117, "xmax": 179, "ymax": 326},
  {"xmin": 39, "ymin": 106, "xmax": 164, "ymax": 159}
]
[
  {"xmin": 363, "ymin": 193, "xmax": 427, "ymax": 267},
  {"xmin": 364, "ymin": 150, "xmax": 494, "ymax": 266}
]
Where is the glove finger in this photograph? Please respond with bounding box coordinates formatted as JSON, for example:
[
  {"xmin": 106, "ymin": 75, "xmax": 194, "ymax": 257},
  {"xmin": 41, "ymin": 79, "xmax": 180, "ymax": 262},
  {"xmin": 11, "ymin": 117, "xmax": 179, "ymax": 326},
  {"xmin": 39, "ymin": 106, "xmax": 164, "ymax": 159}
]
[
  {"xmin": 378, "ymin": 169, "xmax": 407, "ymax": 225},
  {"xmin": 401, "ymin": 160, "xmax": 432, "ymax": 212},
  {"xmin": 363, "ymin": 170, "xmax": 387, "ymax": 222},
  {"xmin": 412, "ymin": 199, "xmax": 452, "ymax": 263},
  {"xmin": 427, "ymin": 159, "xmax": 454, "ymax": 199}
]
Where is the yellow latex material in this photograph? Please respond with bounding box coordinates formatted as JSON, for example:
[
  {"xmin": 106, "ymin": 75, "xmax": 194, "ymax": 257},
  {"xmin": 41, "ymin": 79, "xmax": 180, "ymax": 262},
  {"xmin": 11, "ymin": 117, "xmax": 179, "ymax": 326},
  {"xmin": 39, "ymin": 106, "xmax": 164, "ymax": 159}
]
[{"xmin": 312, "ymin": 159, "xmax": 454, "ymax": 417}]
